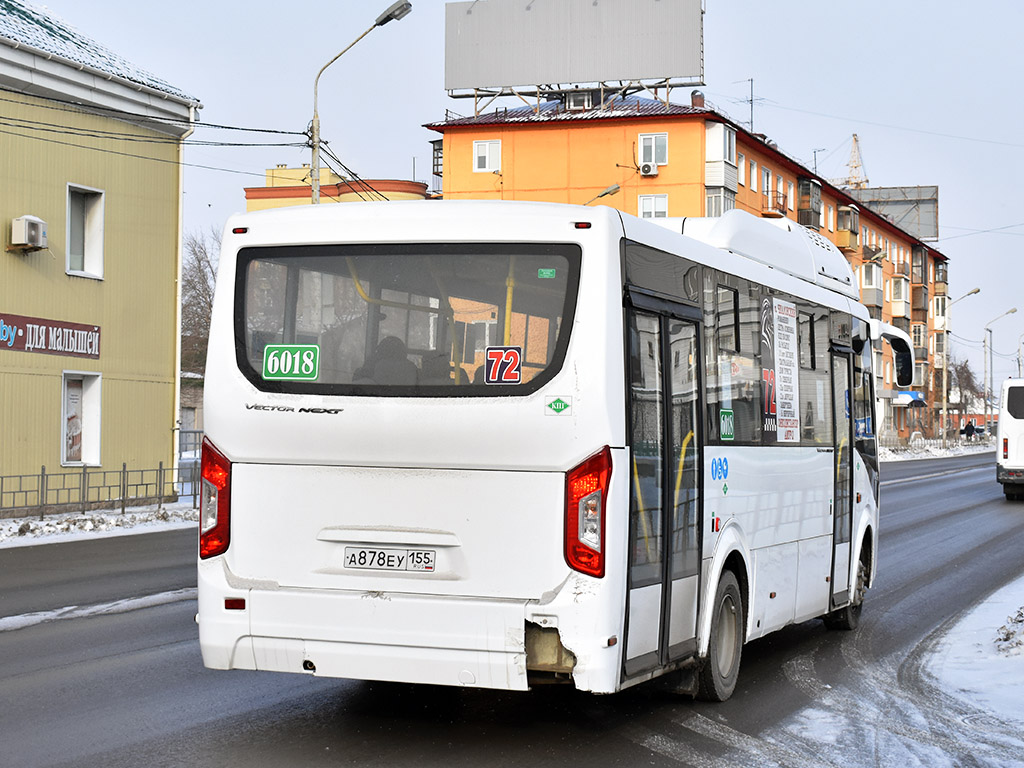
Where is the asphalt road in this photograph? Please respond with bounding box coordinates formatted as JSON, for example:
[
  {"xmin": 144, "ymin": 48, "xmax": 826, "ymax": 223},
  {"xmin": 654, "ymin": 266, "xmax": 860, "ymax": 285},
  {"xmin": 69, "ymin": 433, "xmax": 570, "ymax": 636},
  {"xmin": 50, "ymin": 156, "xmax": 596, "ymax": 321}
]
[{"xmin": 1, "ymin": 451, "xmax": 1022, "ymax": 768}]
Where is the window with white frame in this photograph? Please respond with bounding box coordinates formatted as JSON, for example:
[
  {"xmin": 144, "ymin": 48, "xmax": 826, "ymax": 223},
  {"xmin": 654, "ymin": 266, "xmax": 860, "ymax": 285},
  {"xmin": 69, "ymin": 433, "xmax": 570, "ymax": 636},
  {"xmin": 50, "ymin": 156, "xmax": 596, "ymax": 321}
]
[
  {"xmin": 885, "ymin": 279, "xmax": 892, "ymax": 302},
  {"xmin": 737, "ymin": 152, "xmax": 746, "ymax": 185},
  {"xmin": 828, "ymin": 205, "xmax": 835, "ymax": 232},
  {"xmin": 892, "ymin": 277, "xmax": 908, "ymax": 302},
  {"xmin": 934, "ymin": 331, "xmax": 946, "ymax": 357},
  {"xmin": 473, "ymin": 140, "xmax": 501, "ymax": 172},
  {"xmin": 861, "ymin": 262, "xmax": 882, "ymax": 288},
  {"xmin": 639, "ymin": 133, "xmax": 668, "ymax": 166},
  {"xmin": 639, "ymin": 194, "xmax": 668, "ymax": 219},
  {"xmin": 934, "ymin": 295, "xmax": 948, "ymax": 320},
  {"xmin": 761, "ymin": 167, "xmax": 771, "ymax": 197},
  {"xmin": 911, "ymin": 323, "xmax": 926, "ymax": 349},
  {"xmin": 913, "ymin": 362, "xmax": 928, "ymax": 387},
  {"xmin": 787, "ymin": 181, "xmax": 794, "ymax": 210},
  {"xmin": 62, "ymin": 371, "xmax": 101, "ymax": 465},
  {"xmin": 706, "ymin": 189, "xmax": 736, "ymax": 217},
  {"xmin": 67, "ymin": 184, "xmax": 104, "ymax": 278},
  {"xmin": 749, "ymin": 160, "xmax": 757, "ymax": 192}
]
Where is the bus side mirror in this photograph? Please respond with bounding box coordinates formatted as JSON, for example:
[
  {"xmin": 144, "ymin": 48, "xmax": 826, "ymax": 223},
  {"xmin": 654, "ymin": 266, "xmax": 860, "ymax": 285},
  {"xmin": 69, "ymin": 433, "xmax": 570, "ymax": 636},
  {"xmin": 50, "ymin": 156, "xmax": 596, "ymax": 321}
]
[
  {"xmin": 871, "ymin": 320, "xmax": 915, "ymax": 388},
  {"xmin": 892, "ymin": 340, "xmax": 914, "ymax": 388}
]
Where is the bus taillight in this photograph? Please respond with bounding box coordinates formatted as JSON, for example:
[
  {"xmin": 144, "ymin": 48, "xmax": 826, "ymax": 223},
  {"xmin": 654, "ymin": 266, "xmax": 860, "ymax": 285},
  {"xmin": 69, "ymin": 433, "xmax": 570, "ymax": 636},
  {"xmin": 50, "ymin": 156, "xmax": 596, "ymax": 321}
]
[
  {"xmin": 565, "ymin": 447, "xmax": 612, "ymax": 578},
  {"xmin": 1004, "ymin": 438, "xmax": 1009, "ymax": 460},
  {"xmin": 200, "ymin": 437, "xmax": 232, "ymax": 560}
]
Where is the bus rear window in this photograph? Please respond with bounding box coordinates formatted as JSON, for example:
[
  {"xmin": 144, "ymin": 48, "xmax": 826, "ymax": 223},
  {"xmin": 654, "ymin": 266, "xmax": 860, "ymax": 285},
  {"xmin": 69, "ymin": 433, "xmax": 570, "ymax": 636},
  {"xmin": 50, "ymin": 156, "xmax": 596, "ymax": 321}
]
[
  {"xmin": 235, "ymin": 243, "xmax": 580, "ymax": 396},
  {"xmin": 1008, "ymin": 387, "xmax": 1024, "ymax": 419}
]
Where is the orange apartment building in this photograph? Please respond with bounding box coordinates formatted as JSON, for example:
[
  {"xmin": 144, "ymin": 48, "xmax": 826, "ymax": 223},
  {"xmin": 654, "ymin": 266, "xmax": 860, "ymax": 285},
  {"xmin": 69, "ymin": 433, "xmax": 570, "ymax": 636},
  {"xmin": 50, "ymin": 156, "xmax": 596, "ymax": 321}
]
[{"xmin": 427, "ymin": 91, "xmax": 951, "ymax": 440}]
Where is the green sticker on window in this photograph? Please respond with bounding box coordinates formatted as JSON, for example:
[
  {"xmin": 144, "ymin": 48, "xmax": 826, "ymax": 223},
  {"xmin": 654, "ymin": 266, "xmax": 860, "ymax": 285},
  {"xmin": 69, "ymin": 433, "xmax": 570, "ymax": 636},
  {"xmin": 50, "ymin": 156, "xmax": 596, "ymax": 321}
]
[
  {"xmin": 262, "ymin": 344, "xmax": 319, "ymax": 381},
  {"xmin": 720, "ymin": 409, "xmax": 735, "ymax": 441},
  {"xmin": 538, "ymin": 268, "xmax": 557, "ymax": 279}
]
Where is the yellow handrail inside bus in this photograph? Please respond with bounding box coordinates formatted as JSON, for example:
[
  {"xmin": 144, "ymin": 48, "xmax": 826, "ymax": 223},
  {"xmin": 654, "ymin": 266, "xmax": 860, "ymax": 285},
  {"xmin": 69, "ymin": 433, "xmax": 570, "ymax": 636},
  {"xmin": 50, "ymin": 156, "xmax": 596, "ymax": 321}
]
[
  {"xmin": 503, "ymin": 255, "xmax": 516, "ymax": 345},
  {"xmin": 673, "ymin": 430, "xmax": 694, "ymax": 512},
  {"xmin": 632, "ymin": 454, "xmax": 654, "ymax": 562}
]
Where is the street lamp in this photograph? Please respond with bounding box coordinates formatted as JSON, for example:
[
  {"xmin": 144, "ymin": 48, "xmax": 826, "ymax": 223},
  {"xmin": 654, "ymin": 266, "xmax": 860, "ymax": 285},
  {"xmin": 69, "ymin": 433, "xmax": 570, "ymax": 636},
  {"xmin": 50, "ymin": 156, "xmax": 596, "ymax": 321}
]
[
  {"xmin": 584, "ymin": 184, "xmax": 621, "ymax": 206},
  {"xmin": 984, "ymin": 307, "xmax": 1017, "ymax": 435},
  {"xmin": 1017, "ymin": 331, "xmax": 1024, "ymax": 377},
  {"xmin": 941, "ymin": 287, "xmax": 979, "ymax": 448},
  {"xmin": 310, "ymin": 1, "xmax": 413, "ymax": 204}
]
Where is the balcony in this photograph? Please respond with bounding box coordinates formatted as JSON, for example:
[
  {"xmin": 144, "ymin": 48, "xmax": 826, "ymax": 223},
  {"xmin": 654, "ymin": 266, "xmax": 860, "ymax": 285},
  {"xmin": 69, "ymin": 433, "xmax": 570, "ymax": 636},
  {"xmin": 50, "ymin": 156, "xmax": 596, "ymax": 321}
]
[
  {"xmin": 835, "ymin": 228, "xmax": 859, "ymax": 253},
  {"xmin": 891, "ymin": 317, "xmax": 910, "ymax": 334},
  {"xmin": 912, "ymin": 284, "xmax": 929, "ymax": 311},
  {"xmin": 934, "ymin": 280, "xmax": 947, "ymax": 296},
  {"xmin": 861, "ymin": 287, "xmax": 883, "ymax": 308},
  {"xmin": 891, "ymin": 299, "xmax": 908, "ymax": 318},
  {"xmin": 914, "ymin": 347, "xmax": 929, "ymax": 365},
  {"xmin": 761, "ymin": 190, "xmax": 787, "ymax": 218}
]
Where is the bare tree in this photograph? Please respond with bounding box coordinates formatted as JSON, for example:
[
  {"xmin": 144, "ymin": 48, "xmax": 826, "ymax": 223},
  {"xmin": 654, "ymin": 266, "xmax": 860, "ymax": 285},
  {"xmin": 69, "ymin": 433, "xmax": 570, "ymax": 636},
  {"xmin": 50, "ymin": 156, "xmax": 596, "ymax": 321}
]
[
  {"xmin": 949, "ymin": 357, "xmax": 982, "ymax": 416},
  {"xmin": 181, "ymin": 227, "xmax": 220, "ymax": 374}
]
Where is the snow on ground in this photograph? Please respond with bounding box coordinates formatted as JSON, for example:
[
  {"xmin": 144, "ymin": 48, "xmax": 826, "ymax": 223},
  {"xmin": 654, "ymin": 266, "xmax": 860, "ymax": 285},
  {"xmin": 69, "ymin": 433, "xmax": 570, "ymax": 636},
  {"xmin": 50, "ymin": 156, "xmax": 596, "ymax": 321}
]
[
  {"xmin": 0, "ymin": 499, "xmax": 198, "ymax": 549},
  {"xmin": 926, "ymin": 572, "xmax": 1024, "ymax": 721},
  {"xmin": 878, "ymin": 440, "xmax": 995, "ymax": 462}
]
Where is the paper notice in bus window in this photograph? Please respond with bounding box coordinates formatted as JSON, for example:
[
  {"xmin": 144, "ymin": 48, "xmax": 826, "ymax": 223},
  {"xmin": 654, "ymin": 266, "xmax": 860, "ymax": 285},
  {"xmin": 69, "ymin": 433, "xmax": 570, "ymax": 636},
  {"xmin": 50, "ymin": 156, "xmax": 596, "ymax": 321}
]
[
  {"xmin": 773, "ymin": 299, "xmax": 800, "ymax": 442},
  {"xmin": 484, "ymin": 346, "xmax": 522, "ymax": 384},
  {"xmin": 262, "ymin": 344, "xmax": 320, "ymax": 381}
]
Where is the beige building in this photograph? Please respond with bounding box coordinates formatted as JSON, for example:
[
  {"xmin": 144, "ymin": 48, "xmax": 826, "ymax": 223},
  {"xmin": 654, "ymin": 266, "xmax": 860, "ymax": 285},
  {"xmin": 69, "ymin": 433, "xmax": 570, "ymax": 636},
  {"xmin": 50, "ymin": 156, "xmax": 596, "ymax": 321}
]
[
  {"xmin": 0, "ymin": 1, "xmax": 198, "ymax": 486},
  {"xmin": 245, "ymin": 164, "xmax": 429, "ymax": 211}
]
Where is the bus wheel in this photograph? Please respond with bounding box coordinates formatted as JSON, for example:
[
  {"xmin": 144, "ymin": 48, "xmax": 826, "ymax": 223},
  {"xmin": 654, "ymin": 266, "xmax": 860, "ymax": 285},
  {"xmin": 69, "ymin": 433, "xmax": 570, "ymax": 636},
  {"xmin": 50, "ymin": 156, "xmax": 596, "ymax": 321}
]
[
  {"xmin": 824, "ymin": 558, "xmax": 867, "ymax": 631},
  {"xmin": 697, "ymin": 570, "xmax": 744, "ymax": 702}
]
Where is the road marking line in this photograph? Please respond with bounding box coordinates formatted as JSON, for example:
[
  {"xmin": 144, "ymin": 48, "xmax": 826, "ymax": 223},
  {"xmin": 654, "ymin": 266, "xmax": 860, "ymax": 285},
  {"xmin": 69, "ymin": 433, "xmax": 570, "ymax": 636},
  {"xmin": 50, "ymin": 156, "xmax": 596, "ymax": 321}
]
[
  {"xmin": 880, "ymin": 466, "xmax": 988, "ymax": 487},
  {"xmin": 0, "ymin": 588, "xmax": 197, "ymax": 632}
]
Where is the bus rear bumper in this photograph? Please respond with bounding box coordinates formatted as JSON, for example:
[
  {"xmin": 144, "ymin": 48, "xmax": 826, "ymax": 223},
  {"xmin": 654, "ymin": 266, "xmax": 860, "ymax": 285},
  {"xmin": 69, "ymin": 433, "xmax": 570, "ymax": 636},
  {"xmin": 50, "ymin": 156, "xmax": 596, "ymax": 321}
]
[
  {"xmin": 997, "ymin": 466, "xmax": 1024, "ymax": 485},
  {"xmin": 197, "ymin": 561, "xmax": 530, "ymax": 690}
]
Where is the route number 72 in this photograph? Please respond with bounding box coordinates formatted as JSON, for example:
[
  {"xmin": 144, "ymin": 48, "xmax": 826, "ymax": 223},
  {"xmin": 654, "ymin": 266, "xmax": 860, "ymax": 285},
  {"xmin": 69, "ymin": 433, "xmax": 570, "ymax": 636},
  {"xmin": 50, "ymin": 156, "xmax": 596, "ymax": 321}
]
[{"xmin": 484, "ymin": 346, "xmax": 522, "ymax": 384}]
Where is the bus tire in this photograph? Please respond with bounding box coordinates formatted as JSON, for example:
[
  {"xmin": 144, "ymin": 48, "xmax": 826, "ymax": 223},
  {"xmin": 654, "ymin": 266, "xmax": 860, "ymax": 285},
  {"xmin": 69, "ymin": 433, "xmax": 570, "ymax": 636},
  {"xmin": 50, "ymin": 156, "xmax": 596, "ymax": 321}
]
[
  {"xmin": 824, "ymin": 558, "xmax": 866, "ymax": 631},
  {"xmin": 697, "ymin": 570, "xmax": 744, "ymax": 702}
]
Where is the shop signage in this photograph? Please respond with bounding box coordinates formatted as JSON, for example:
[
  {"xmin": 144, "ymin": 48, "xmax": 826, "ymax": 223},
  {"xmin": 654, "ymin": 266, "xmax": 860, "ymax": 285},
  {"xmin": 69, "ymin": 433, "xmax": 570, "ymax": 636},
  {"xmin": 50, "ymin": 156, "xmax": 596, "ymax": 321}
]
[{"xmin": 0, "ymin": 312, "xmax": 101, "ymax": 360}]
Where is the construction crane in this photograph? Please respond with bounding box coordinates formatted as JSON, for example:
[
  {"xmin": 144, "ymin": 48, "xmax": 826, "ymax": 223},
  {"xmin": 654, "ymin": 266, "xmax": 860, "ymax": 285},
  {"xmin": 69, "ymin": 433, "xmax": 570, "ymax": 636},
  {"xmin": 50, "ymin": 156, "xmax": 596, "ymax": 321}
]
[{"xmin": 829, "ymin": 134, "xmax": 869, "ymax": 189}]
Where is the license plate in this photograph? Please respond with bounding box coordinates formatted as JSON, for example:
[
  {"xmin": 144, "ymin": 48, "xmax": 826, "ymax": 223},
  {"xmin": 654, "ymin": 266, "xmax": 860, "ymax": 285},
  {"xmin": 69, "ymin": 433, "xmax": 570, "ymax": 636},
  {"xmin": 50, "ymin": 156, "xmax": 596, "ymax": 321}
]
[{"xmin": 344, "ymin": 547, "xmax": 435, "ymax": 572}]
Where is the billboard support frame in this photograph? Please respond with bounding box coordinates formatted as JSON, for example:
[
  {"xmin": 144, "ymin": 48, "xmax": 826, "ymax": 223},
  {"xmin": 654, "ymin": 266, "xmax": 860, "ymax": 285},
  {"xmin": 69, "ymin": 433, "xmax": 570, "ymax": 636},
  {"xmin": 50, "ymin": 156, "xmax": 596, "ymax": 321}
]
[{"xmin": 454, "ymin": 78, "xmax": 704, "ymax": 117}]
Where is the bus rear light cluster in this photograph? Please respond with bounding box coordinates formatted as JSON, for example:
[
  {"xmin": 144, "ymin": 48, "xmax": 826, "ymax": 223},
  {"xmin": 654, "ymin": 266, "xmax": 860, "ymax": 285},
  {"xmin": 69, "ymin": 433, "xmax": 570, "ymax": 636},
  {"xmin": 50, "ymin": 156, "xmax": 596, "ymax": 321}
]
[
  {"xmin": 200, "ymin": 437, "xmax": 232, "ymax": 560},
  {"xmin": 1004, "ymin": 438, "xmax": 1009, "ymax": 460},
  {"xmin": 565, "ymin": 447, "xmax": 611, "ymax": 578}
]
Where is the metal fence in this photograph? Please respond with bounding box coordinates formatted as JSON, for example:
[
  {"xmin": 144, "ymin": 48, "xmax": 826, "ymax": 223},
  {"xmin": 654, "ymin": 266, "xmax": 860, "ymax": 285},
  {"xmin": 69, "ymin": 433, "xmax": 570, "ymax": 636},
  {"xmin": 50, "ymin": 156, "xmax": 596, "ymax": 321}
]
[
  {"xmin": 878, "ymin": 431, "xmax": 994, "ymax": 452},
  {"xmin": 0, "ymin": 430, "xmax": 203, "ymax": 520}
]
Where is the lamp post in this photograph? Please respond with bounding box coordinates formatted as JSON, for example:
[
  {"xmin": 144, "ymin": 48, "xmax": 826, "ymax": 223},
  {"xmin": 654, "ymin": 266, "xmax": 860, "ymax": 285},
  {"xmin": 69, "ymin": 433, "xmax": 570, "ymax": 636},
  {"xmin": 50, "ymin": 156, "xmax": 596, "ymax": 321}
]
[
  {"xmin": 984, "ymin": 307, "xmax": 1017, "ymax": 435},
  {"xmin": 941, "ymin": 287, "xmax": 979, "ymax": 448},
  {"xmin": 1017, "ymin": 331, "xmax": 1024, "ymax": 377},
  {"xmin": 584, "ymin": 184, "xmax": 621, "ymax": 206},
  {"xmin": 310, "ymin": 1, "xmax": 412, "ymax": 204}
]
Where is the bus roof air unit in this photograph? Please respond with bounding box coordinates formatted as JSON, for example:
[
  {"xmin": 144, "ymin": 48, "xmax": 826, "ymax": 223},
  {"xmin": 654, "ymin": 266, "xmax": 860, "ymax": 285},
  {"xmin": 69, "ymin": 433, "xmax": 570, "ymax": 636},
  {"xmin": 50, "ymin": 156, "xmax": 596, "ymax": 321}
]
[{"xmin": 652, "ymin": 210, "xmax": 860, "ymax": 301}]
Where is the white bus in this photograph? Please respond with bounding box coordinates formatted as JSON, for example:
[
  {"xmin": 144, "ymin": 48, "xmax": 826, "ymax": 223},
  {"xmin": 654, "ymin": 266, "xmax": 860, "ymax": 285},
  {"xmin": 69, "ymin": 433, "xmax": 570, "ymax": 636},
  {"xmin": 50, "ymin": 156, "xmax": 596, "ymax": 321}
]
[
  {"xmin": 997, "ymin": 378, "xmax": 1024, "ymax": 500},
  {"xmin": 198, "ymin": 201, "xmax": 913, "ymax": 700}
]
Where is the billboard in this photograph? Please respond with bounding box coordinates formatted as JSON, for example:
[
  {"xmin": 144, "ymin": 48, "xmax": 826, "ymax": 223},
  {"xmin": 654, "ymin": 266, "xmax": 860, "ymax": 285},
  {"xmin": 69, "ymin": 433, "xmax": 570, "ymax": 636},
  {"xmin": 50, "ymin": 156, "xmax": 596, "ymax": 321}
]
[
  {"xmin": 849, "ymin": 186, "xmax": 939, "ymax": 241},
  {"xmin": 445, "ymin": 0, "xmax": 703, "ymax": 92}
]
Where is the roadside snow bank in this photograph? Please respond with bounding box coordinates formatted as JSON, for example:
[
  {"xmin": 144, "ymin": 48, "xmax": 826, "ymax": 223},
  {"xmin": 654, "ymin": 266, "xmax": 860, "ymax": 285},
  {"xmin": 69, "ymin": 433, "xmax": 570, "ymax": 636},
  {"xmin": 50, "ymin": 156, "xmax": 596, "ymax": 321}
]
[
  {"xmin": 927, "ymin": 572, "xmax": 1024, "ymax": 720},
  {"xmin": 0, "ymin": 501, "xmax": 198, "ymax": 549},
  {"xmin": 878, "ymin": 443, "xmax": 994, "ymax": 462}
]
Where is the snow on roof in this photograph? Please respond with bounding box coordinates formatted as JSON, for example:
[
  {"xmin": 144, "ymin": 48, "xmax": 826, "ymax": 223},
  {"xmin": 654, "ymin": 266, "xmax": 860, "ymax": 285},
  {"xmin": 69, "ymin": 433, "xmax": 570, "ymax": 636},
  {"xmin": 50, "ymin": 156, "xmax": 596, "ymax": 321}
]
[
  {"xmin": 0, "ymin": 0, "xmax": 196, "ymax": 103},
  {"xmin": 427, "ymin": 94, "xmax": 707, "ymax": 130}
]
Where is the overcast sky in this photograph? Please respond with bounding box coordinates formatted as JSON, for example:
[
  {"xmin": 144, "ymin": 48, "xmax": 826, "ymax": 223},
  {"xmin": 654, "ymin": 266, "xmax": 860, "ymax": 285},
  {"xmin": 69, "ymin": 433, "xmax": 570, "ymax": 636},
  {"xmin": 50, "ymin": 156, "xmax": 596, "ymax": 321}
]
[{"xmin": 29, "ymin": 0, "xmax": 1024, "ymax": 385}]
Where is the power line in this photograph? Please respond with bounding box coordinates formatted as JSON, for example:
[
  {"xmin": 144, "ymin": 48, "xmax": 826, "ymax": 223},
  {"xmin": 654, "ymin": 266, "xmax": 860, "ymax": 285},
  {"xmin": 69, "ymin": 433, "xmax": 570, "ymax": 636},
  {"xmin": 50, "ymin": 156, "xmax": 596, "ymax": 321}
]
[
  {"xmin": 0, "ymin": 114, "xmax": 305, "ymax": 149},
  {"xmin": 0, "ymin": 124, "xmax": 269, "ymax": 178},
  {"xmin": 0, "ymin": 84, "xmax": 306, "ymax": 136}
]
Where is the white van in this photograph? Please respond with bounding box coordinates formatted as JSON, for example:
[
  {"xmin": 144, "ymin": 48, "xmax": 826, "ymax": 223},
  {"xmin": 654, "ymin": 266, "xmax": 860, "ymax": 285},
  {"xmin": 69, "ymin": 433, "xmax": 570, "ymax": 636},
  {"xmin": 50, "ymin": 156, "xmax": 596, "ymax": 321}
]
[{"xmin": 997, "ymin": 378, "xmax": 1024, "ymax": 500}]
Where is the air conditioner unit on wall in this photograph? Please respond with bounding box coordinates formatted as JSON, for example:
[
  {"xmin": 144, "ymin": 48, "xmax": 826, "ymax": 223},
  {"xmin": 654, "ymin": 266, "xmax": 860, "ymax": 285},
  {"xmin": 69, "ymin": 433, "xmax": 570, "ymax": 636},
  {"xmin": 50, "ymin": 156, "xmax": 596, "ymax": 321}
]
[
  {"xmin": 10, "ymin": 215, "xmax": 47, "ymax": 251},
  {"xmin": 640, "ymin": 161, "xmax": 659, "ymax": 177}
]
